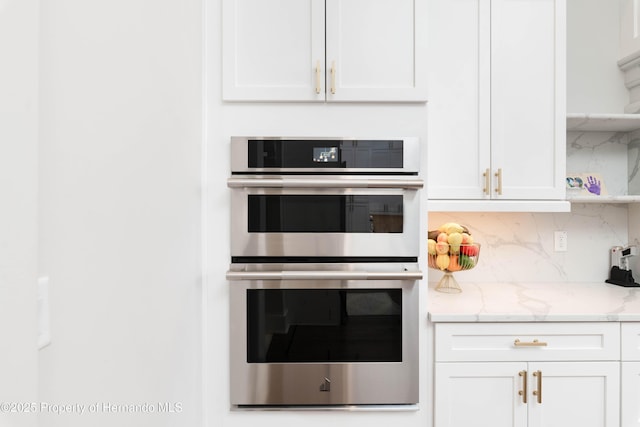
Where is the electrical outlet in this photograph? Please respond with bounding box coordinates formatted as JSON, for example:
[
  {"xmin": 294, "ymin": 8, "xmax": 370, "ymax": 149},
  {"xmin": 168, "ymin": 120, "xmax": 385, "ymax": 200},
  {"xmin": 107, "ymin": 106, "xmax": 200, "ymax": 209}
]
[{"xmin": 554, "ymin": 231, "xmax": 568, "ymax": 252}]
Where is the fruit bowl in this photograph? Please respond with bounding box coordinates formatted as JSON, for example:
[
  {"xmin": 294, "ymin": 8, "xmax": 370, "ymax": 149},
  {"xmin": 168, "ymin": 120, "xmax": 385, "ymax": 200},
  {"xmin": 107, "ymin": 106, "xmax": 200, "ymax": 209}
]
[{"xmin": 428, "ymin": 243, "xmax": 481, "ymax": 293}]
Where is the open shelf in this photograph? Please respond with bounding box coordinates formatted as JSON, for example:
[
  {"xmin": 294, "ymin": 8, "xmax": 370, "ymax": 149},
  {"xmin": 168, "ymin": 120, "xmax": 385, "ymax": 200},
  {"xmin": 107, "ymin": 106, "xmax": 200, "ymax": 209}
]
[
  {"xmin": 428, "ymin": 200, "xmax": 571, "ymax": 212},
  {"xmin": 567, "ymin": 195, "xmax": 640, "ymax": 204},
  {"xmin": 566, "ymin": 114, "xmax": 640, "ymax": 204},
  {"xmin": 567, "ymin": 113, "xmax": 640, "ymax": 132}
]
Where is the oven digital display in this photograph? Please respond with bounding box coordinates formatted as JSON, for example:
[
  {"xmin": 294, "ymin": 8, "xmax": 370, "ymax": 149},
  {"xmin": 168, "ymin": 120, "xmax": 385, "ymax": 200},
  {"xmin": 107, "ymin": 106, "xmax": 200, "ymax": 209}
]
[
  {"xmin": 313, "ymin": 147, "xmax": 338, "ymax": 163},
  {"xmin": 247, "ymin": 139, "xmax": 404, "ymax": 168}
]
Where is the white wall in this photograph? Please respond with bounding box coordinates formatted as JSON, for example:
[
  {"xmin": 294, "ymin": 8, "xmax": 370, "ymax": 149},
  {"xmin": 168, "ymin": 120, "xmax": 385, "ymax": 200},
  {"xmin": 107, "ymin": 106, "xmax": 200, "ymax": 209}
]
[
  {"xmin": 0, "ymin": 1, "xmax": 38, "ymax": 426},
  {"xmin": 38, "ymin": 1, "xmax": 202, "ymax": 426},
  {"xmin": 567, "ymin": 0, "xmax": 628, "ymax": 113}
]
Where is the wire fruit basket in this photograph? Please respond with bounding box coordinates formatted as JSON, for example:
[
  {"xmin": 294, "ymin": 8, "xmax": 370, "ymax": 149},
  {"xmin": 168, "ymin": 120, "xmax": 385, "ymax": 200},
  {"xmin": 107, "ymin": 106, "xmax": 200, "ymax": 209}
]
[{"xmin": 428, "ymin": 243, "xmax": 481, "ymax": 293}]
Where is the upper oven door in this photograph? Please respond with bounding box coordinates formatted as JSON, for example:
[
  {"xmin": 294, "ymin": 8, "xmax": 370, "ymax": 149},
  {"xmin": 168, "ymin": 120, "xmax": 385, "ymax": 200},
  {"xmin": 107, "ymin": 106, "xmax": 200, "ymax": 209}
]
[{"xmin": 228, "ymin": 176, "xmax": 422, "ymax": 258}]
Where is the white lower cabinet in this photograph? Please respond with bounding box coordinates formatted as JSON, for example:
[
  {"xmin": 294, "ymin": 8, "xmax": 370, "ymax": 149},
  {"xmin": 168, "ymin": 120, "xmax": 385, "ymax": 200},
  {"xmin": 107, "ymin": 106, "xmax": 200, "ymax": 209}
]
[
  {"xmin": 526, "ymin": 362, "xmax": 619, "ymax": 427},
  {"xmin": 434, "ymin": 322, "xmax": 621, "ymax": 427},
  {"xmin": 620, "ymin": 362, "xmax": 640, "ymax": 427},
  {"xmin": 435, "ymin": 362, "xmax": 527, "ymax": 427},
  {"xmin": 622, "ymin": 323, "xmax": 640, "ymax": 427}
]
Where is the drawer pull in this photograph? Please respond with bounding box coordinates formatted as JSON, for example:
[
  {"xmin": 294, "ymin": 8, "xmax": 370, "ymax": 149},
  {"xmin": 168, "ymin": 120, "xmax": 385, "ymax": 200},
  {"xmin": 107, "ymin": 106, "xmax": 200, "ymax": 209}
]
[
  {"xmin": 518, "ymin": 370, "xmax": 527, "ymax": 404},
  {"xmin": 533, "ymin": 370, "xmax": 542, "ymax": 404},
  {"xmin": 514, "ymin": 339, "xmax": 548, "ymax": 347}
]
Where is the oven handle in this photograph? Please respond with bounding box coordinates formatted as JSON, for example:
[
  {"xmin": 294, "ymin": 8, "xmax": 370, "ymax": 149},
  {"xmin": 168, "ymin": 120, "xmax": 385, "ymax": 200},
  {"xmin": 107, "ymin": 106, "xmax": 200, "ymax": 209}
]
[
  {"xmin": 227, "ymin": 178, "xmax": 424, "ymax": 190},
  {"xmin": 226, "ymin": 270, "xmax": 423, "ymax": 281}
]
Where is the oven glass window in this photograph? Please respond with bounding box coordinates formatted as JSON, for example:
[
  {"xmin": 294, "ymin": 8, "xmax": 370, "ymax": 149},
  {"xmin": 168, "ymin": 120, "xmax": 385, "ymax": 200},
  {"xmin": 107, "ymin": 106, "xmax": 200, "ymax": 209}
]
[
  {"xmin": 246, "ymin": 289, "xmax": 402, "ymax": 363},
  {"xmin": 248, "ymin": 195, "xmax": 403, "ymax": 233}
]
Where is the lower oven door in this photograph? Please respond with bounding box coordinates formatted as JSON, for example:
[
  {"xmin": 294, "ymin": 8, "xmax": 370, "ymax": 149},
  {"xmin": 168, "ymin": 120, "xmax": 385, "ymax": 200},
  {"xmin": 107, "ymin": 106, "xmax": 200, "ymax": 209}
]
[{"xmin": 227, "ymin": 265, "xmax": 420, "ymax": 407}]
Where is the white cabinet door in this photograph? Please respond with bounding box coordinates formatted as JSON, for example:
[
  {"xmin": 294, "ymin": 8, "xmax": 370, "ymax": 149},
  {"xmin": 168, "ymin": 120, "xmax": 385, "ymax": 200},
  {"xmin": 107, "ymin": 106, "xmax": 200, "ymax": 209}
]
[
  {"xmin": 435, "ymin": 362, "xmax": 528, "ymax": 427},
  {"xmin": 621, "ymin": 325, "xmax": 640, "ymax": 427},
  {"xmin": 435, "ymin": 322, "xmax": 621, "ymax": 363},
  {"xmin": 435, "ymin": 361, "xmax": 619, "ymax": 427},
  {"xmin": 528, "ymin": 362, "xmax": 620, "ymax": 427},
  {"xmin": 428, "ymin": 0, "xmax": 566, "ymax": 202},
  {"xmin": 222, "ymin": 0, "xmax": 325, "ymax": 101},
  {"xmin": 325, "ymin": 0, "xmax": 427, "ymax": 102},
  {"xmin": 622, "ymin": 362, "xmax": 640, "ymax": 427},
  {"xmin": 620, "ymin": 0, "xmax": 640, "ymax": 59},
  {"xmin": 491, "ymin": 0, "xmax": 566, "ymax": 200},
  {"xmin": 427, "ymin": 0, "xmax": 491, "ymax": 199}
]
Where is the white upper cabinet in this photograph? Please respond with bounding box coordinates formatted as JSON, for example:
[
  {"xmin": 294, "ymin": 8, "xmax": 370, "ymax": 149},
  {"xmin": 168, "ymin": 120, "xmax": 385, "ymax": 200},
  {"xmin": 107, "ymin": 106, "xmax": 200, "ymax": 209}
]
[
  {"xmin": 325, "ymin": 0, "xmax": 427, "ymax": 102},
  {"xmin": 427, "ymin": 0, "xmax": 567, "ymax": 211},
  {"xmin": 222, "ymin": 0, "xmax": 325, "ymax": 101},
  {"xmin": 620, "ymin": 0, "xmax": 640, "ymax": 59},
  {"xmin": 427, "ymin": 0, "xmax": 491, "ymax": 201},
  {"xmin": 222, "ymin": 0, "xmax": 427, "ymax": 102},
  {"xmin": 491, "ymin": 0, "xmax": 565, "ymax": 200}
]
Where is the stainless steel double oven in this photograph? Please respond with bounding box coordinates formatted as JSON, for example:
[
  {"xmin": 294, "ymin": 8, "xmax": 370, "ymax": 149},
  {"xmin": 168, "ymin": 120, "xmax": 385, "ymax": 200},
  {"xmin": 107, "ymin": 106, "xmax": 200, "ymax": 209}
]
[{"xmin": 227, "ymin": 137, "xmax": 423, "ymax": 408}]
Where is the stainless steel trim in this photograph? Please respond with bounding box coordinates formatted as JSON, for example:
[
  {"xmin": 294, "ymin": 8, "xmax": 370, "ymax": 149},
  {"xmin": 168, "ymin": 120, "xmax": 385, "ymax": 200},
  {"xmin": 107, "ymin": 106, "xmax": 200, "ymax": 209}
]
[
  {"xmin": 227, "ymin": 177, "xmax": 424, "ymax": 190},
  {"xmin": 233, "ymin": 404, "xmax": 420, "ymax": 411},
  {"xmin": 226, "ymin": 270, "xmax": 423, "ymax": 281}
]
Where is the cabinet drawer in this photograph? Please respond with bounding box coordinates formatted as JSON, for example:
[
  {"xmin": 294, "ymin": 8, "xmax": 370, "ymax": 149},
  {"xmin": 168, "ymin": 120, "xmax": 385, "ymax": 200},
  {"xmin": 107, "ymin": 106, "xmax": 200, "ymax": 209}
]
[
  {"xmin": 435, "ymin": 322, "xmax": 620, "ymax": 362},
  {"xmin": 622, "ymin": 323, "xmax": 640, "ymax": 360}
]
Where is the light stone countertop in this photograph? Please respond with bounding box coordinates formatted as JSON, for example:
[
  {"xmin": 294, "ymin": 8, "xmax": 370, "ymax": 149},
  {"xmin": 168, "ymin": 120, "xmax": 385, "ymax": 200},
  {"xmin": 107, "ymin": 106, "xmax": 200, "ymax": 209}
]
[{"xmin": 427, "ymin": 281, "xmax": 640, "ymax": 322}]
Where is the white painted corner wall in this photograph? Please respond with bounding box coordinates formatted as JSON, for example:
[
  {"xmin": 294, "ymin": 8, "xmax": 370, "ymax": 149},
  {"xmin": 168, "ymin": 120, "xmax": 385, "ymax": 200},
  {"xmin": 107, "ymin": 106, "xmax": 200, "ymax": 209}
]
[
  {"xmin": 0, "ymin": 1, "xmax": 39, "ymax": 426},
  {"xmin": 37, "ymin": 1, "xmax": 203, "ymax": 426}
]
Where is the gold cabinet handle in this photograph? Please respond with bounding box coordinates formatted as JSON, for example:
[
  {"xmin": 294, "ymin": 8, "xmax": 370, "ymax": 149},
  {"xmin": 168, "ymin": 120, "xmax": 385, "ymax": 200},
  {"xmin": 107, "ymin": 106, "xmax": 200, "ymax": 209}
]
[
  {"xmin": 315, "ymin": 60, "xmax": 321, "ymax": 94},
  {"xmin": 518, "ymin": 370, "xmax": 527, "ymax": 404},
  {"xmin": 514, "ymin": 339, "xmax": 548, "ymax": 347},
  {"xmin": 495, "ymin": 168, "xmax": 503, "ymax": 195},
  {"xmin": 483, "ymin": 168, "xmax": 490, "ymax": 194},
  {"xmin": 330, "ymin": 60, "xmax": 336, "ymax": 94},
  {"xmin": 532, "ymin": 370, "xmax": 542, "ymax": 404}
]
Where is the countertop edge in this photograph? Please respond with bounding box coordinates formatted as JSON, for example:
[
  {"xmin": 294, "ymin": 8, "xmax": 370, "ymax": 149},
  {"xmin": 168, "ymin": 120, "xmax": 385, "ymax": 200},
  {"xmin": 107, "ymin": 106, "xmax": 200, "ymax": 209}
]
[
  {"xmin": 427, "ymin": 313, "xmax": 630, "ymax": 323},
  {"xmin": 426, "ymin": 281, "xmax": 640, "ymax": 323}
]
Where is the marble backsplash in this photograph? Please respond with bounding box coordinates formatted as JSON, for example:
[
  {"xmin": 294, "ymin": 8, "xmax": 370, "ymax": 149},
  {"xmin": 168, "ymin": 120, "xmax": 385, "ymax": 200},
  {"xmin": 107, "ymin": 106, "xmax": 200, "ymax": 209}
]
[{"xmin": 428, "ymin": 204, "xmax": 630, "ymax": 284}]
